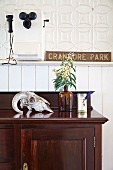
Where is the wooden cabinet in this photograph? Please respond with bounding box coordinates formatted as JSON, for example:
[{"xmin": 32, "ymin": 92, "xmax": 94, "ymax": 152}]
[
  {"xmin": 21, "ymin": 126, "xmax": 94, "ymax": 170},
  {"xmin": 0, "ymin": 111, "xmax": 108, "ymax": 170},
  {"xmin": 0, "ymin": 92, "xmax": 108, "ymax": 170}
]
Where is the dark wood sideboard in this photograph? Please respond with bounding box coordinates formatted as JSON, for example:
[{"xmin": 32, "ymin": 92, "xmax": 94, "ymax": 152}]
[{"xmin": 0, "ymin": 92, "xmax": 108, "ymax": 170}]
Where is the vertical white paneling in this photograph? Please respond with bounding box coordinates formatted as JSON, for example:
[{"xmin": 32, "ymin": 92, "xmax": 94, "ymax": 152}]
[
  {"xmin": 76, "ymin": 66, "xmax": 89, "ymax": 90},
  {"xmin": 89, "ymin": 66, "xmax": 102, "ymax": 113},
  {"xmin": 0, "ymin": 66, "xmax": 8, "ymax": 91},
  {"xmin": 22, "ymin": 66, "xmax": 36, "ymax": 91},
  {"xmin": 102, "ymin": 67, "xmax": 113, "ymax": 170},
  {"xmin": 9, "ymin": 65, "xmax": 21, "ymax": 91},
  {"xmin": 36, "ymin": 66, "xmax": 49, "ymax": 91},
  {"xmin": 49, "ymin": 65, "xmax": 60, "ymax": 91}
]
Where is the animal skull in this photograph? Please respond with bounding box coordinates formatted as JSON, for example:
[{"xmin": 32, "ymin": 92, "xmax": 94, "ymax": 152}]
[{"xmin": 12, "ymin": 91, "xmax": 54, "ymax": 115}]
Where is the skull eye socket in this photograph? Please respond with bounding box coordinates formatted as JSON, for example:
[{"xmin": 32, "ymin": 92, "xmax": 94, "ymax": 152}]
[{"xmin": 29, "ymin": 97, "xmax": 35, "ymax": 103}]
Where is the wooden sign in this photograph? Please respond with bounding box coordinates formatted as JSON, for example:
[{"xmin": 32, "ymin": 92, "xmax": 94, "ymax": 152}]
[{"xmin": 45, "ymin": 51, "xmax": 111, "ymax": 62}]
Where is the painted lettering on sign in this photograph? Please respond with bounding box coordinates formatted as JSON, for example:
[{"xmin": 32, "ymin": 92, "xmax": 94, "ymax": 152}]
[{"xmin": 45, "ymin": 51, "xmax": 111, "ymax": 62}]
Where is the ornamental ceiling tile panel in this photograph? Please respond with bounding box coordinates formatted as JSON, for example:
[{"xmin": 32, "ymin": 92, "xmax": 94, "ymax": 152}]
[
  {"xmin": 57, "ymin": 28, "xmax": 74, "ymax": 50},
  {"xmin": 78, "ymin": 31, "xmax": 91, "ymax": 43},
  {"xmin": 76, "ymin": 5, "xmax": 92, "ymax": 14},
  {"xmin": 93, "ymin": 1, "xmax": 113, "ymax": 51},
  {"xmin": 43, "ymin": 12, "xmax": 57, "ymax": 28},
  {"xmin": 57, "ymin": 41, "xmax": 74, "ymax": 51},
  {"xmin": 0, "ymin": 47, "xmax": 7, "ymax": 59},
  {"xmin": 94, "ymin": 0, "xmax": 110, "ymax": 6},
  {"xmin": 19, "ymin": 0, "xmax": 38, "ymax": 6},
  {"xmin": 57, "ymin": 4, "xmax": 74, "ymax": 28},
  {"xmin": 94, "ymin": 5, "xmax": 111, "ymax": 14},
  {"xmin": 75, "ymin": 5, "xmax": 92, "ymax": 26},
  {"xmin": 74, "ymin": 1, "xmax": 93, "ymax": 51},
  {"xmin": 42, "ymin": 1, "xmax": 57, "ymax": 28},
  {"xmin": 0, "ymin": 28, "xmax": 6, "ymax": 44},
  {"xmin": 58, "ymin": 12, "xmax": 73, "ymax": 28},
  {"xmin": 93, "ymin": 0, "xmax": 112, "ymax": 27},
  {"xmin": 57, "ymin": 0, "xmax": 76, "ymax": 6},
  {"xmin": 43, "ymin": 0, "xmax": 55, "ymax": 5},
  {"xmin": 4, "ymin": 0, "xmax": 17, "ymax": 5},
  {"xmin": 3, "ymin": 4, "xmax": 16, "ymax": 13},
  {"xmin": 93, "ymin": 39, "xmax": 112, "ymax": 51},
  {"xmin": 0, "ymin": 10, "xmax": 6, "ymax": 27},
  {"xmin": 45, "ymin": 28, "xmax": 57, "ymax": 50},
  {"xmin": 92, "ymin": 5, "xmax": 111, "ymax": 34},
  {"xmin": 42, "ymin": 0, "xmax": 56, "ymax": 20},
  {"xmin": 0, "ymin": 0, "xmax": 113, "ymax": 57},
  {"xmin": 76, "ymin": 41, "xmax": 91, "ymax": 51},
  {"xmin": 42, "ymin": 0, "xmax": 56, "ymax": 12},
  {"xmin": 75, "ymin": 0, "xmax": 93, "ymax": 6},
  {"xmin": 4, "ymin": 0, "xmax": 18, "ymax": 5},
  {"xmin": 93, "ymin": 31, "xmax": 112, "ymax": 51},
  {"xmin": 93, "ymin": 0, "xmax": 113, "ymax": 28}
]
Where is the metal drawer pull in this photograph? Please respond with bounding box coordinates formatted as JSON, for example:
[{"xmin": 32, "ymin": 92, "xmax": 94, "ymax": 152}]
[{"xmin": 23, "ymin": 163, "xmax": 28, "ymax": 170}]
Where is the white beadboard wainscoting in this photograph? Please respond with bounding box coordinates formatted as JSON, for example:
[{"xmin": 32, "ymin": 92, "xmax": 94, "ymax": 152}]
[{"xmin": 0, "ymin": 61, "xmax": 113, "ymax": 169}]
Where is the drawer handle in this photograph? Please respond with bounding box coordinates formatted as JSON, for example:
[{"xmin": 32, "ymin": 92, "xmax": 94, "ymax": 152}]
[{"xmin": 23, "ymin": 163, "xmax": 28, "ymax": 170}]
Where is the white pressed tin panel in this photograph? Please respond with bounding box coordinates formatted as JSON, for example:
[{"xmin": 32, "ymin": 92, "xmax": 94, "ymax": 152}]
[
  {"xmin": 0, "ymin": 47, "xmax": 7, "ymax": 59},
  {"xmin": 0, "ymin": 65, "xmax": 8, "ymax": 91},
  {"xmin": 0, "ymin": 7, "xmax": 6, "ymax": 27},
  {"xmin": 93, "ymin": 1, "xmax": 112, "ymax": 52},
  {"xmin": 74, "ymin": 0, "xmax": 93, "ymax": 51},
  {"xmin": 36, "ymin": 66, "xmax": 49, "ymax": 91},
  {"xmin": 57, "ymin": 1, "xmax": 76, "ymax": 51},
  {"xmin": 43, "ymin": 0, "xmax": 57, "ymax": 50},
  {"xmin": 76, "ymin": 66, "xmax": 89, "ymax": 90},
  {"xmin": 0, "ymin": 28, "xmax": 6, "ymax": 45},
  {"xmin": 45, "ymin": 27, "xmax": 57, "ymax": 50},
  {"xmin": 102, "ymin": 67, "xmax": 113, "ymax": 170},
  {"xmin": 8, "ymin": 65, "xmax": 21, "ymax": 91},
  {"xmin": 58, "ymin": 6, "xmax": 74, "ymax": 28},
  {"xmin": 21, "ymin": 66, "xmax": 36, "ymax": 91},
  {"xmin": 0, "ymin": 26, "xmax": 7, "ymax": 58},
  {"xmin": 18, "ymin": 0, "xmax": 38, "ymax": 6},
  {"xmin": 57, "ymin": 0, "xmax": 76, "ymax": 7},
  {"xmin": 57, "ymin": 28, "xmax": 74, "ymax": 50},
  {"xmin": 42, "ymin": 0, "xmax": 56, "ymax": 19},
  {"xmin": 89, "ymin": 66, "xmax": 102, "ymax": 113},
  {"xmin": 4, "ymin": 0, "xmax": 17, "ymax": 5}
]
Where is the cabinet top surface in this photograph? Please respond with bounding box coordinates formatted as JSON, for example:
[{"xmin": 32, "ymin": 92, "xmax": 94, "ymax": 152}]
[{"xmin": 0, "ymin": 109, "xmax": 108, "ymax": 124}]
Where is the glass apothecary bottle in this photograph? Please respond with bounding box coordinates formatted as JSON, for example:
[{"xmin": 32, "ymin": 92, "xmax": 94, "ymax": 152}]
[{"xmin": 59, "ymin": 85, "xmax": 73, "ymax": 112}]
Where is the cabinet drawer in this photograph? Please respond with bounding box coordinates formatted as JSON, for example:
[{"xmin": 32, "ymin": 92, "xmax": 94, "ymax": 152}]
[{"xmin": 22, "ymin": 127, "xmax": 95, "ymax": 170}]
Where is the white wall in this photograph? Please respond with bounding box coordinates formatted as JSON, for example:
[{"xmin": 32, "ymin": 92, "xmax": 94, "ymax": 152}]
[
  {"xmin": 0, "ymin": 63, "xmax": 112, "ymax": 170},
  {"xmin": 0, "ymin": 0, "xmax": 113, "ymax": 170}
]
